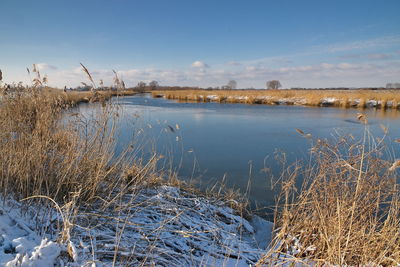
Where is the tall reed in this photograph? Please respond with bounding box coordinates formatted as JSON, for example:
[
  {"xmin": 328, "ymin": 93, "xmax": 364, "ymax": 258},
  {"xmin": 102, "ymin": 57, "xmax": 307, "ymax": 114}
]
[
  {"xmin": 0, "ymin": 86, "xmax": 158, "ymax": 204},
  {"xmin": 258, "ymin": 122, "xmax": 400, "ymax": 265}
]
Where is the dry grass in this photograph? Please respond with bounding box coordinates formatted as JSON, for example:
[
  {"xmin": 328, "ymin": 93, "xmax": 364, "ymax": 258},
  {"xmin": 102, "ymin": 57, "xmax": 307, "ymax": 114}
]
[
  {"xmin": 258, "ymin": 123, "xmax": 400, "ymax": 266},
  {"xmin": 152, "ymin": 89, "xmax": 400, "ymax": 109},
  {"xmin": 57, "ymin": 89, "xmax": 137, "ymax": 106},
  {"xmin": 0, "ymin": 86, "xmax": 151, "ymax": 204}
]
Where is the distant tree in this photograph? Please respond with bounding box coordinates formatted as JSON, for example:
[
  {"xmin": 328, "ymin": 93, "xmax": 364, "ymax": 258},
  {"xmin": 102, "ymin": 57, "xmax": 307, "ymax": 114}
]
[
  {"xmin": 227, "ymin": 80, "xmax": 237, "ymax": 90},
  {"xmin": 386, "ymin": 82, "xmax": 400, "ymax": 89},
  {"xmin": 137, "ymin": 81, "xmax": 146, "ymax": 88},
  {"xmin": 149, "ymin": 80, "xmax": 159, "ymax": 90},
  {"xmin": 136, "ymin": 81, "xmax": 146, "ymax": 93},
  {"xmin": 266, "ymin": 80, "xmax": 282, "ymax": 89}
]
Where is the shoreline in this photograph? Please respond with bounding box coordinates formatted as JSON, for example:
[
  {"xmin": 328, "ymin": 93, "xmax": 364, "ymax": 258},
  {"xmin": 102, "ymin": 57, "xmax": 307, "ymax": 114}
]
[
  {"xmin": 61, "ymin": 89, "xmax": 138, "ymax": 105},
  {"xmin": 151, "ymin": 89, "xmax": 400, "ymax": 109}
]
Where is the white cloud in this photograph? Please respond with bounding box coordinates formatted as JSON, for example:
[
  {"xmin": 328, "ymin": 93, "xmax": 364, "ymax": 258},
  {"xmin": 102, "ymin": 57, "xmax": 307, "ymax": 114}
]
[
  {"xmin": 320, "ymin": 63, "xmax": 334, "ymax": 69},
  {"xmin": 245, "ymin": 66, "xmax": 259, "ymax": 71},
  {"xmin": 366, "ymin": 53, "xmax": 393, "ymax": 60},
  {"xmin": 226, "ymin": 61, "xmax": 242, "ymax": 66},
  {"xmin": 323, "ymin": 35, "xmax": 400, "ymax": 53},
  {"xmin": 337, "ymin": 63, "xmax": 354, "ymax": 70},
  {"xmin": 339, "ymin": 53, "xmax": 394, "ymax": 60},
  {"xmin": 35, "ymin": 63, "xmax": 57, "ymax": 71},
  {"xmin": 191, "ymin": 61, "xmax": 209, "ymax": 68}
]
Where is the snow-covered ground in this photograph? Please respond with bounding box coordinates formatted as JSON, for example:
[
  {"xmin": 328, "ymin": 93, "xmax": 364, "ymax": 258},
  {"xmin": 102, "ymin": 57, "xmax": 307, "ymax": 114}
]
[
  {"xmin": 0, "ymin": 199, "xmax": 61, "ymax": 266},
  {"xmin": 0, "ymin": 186, "xmax": 273, "ymax": 266}
]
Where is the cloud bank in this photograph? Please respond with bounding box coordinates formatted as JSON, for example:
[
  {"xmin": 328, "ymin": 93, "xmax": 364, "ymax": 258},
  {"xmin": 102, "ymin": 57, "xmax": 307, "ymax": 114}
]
[
  {"xmin": 39, "ymin": 60, "xmax": 399, "ymax": 89},
  {"xmin": 35, "ymin": 63, "xmax": 58, "ymax": 71},
  {"xmin": 4, "ymin": 36, "xmax": 400, "ymax": 89}
]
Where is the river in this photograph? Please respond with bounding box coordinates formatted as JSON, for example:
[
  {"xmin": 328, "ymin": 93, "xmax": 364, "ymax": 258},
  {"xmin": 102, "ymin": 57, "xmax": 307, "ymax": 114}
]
[{"xmin": 75, "ymin": 93, "xmax": 400, "ymax": 215}]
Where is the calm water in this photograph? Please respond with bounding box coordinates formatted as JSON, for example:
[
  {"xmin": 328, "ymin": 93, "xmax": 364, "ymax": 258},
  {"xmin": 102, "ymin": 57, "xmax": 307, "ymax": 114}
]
[{"xmin": 76, "ymin": 94, "xmax": 400, "ymax": 214}]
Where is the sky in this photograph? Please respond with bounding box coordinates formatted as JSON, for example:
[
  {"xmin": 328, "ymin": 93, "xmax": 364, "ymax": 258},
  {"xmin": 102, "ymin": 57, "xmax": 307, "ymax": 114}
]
[{"xmin": 1, "ymin": 0, "xmax": 399, "ymax": 89}]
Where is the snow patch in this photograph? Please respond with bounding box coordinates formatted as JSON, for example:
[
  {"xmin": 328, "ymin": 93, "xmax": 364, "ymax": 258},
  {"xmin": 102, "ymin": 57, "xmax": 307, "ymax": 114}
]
[
  {"xmin": 0, "ymin": 201, "xmax": 61, "ymax": 267},
  {"xmin": 206, "ymin": 95, "xmax": 219, "ymax": 101},
  {"xmin": 0, "ymin": 186, "xmax": 274, "ymax": 266},
  {"xmin": 6, "ymin": 239, "xmax": 60, "ymax": 267}
]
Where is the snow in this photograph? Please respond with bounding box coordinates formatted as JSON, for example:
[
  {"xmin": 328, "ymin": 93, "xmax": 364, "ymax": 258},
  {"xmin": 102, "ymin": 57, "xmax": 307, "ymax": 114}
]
[
  {"xmin": 251, "ymin": 215, "xmax": 273, "ymax": 250},
  {"xmin": 322, "ymin": 97, "xmax": 336, "ymax": 103},
  {"xmin": 0, "ymin": 186, "xmax": 274, "ymax": 266},
  {"xmin": 6, "ymin": 239, "xmax": 60, "ymax": 267},
  {"xmin": 276, "ymin": 99, "xmax": 294, "ymax": 105},
  {"xmin": 206, "ymin": 95, "xmax": 219, "ymax": 101},
  {"xmin": 366, "ymin": 99, "xmax": 378, "ymax": 107},
  {"xmin": 0, "ymin": 200, "xmax": 61, "ymax": 267},
  {"xmin": 321, "ymin": 97, "xmax": 337, "ymax": 105}
]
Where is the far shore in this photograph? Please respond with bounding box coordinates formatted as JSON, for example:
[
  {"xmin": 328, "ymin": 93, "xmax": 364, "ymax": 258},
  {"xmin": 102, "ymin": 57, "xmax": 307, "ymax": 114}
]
[
  {"xmin": 60, "ymin": 89, "xmax": 138, "ymax": 105},
  {"xmin": 151, "ymin": 89, "xmax": 400, "ymax": 109}
]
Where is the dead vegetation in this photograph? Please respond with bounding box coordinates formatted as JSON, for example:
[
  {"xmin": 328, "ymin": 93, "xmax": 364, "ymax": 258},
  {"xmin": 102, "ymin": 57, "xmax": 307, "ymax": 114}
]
[
  {"xmin": 61, "ymin": 89, "xmax": 137, "ymax": 105},
  {"xmin": 258, "ymin": 121, "xmax": 400, "ymax": 266},
  {"xmin": 0, "ymin": 86, "xmax": 150, "ymax": 204}
]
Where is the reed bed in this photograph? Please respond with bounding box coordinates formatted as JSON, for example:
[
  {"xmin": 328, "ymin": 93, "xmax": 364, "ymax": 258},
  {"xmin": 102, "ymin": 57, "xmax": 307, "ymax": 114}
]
[
  {"xmin": 152, "ymin": 89, "xmax": 400, "ymax": 109},
  {"xmin": 0, "ymin": 86, "xmax": 145, "ymax": 203},
  {"xmin": 57, "ymin": 88, "xmax": 137, "ymax": 105},
  {"xmin": 258, "ymin": 123, "xmax": 400, "ymax": 266}
]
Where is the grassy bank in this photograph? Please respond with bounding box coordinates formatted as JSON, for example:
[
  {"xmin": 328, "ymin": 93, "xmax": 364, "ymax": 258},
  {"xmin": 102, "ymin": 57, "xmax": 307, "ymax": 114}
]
[
  {"xmin": 152, "ymin": 89, "xmax": 400, "ymax": 109},
  {"xmin": 47, "ymin": 87, "xmax": 137, "ymax": 106}
]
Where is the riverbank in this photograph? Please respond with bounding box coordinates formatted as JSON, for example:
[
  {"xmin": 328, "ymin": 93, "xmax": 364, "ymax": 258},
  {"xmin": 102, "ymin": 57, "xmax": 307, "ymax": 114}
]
[
  {"xmin": 152, "ymin": 89, "xmax": 400, "ymax": 109},
  {"xmin": 0, "ymin": 87, "xmax": 138, "ymax": 105},
  {"xmin": 50, "ymin": 88, "xmax": 138, "ymax": 105}
]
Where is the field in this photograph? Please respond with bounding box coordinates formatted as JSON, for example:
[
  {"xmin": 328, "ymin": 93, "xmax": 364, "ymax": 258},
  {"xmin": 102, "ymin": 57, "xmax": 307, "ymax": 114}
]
[{"xmin": 152, "ymin": 89, "xmax": 400, "ymax": 109}]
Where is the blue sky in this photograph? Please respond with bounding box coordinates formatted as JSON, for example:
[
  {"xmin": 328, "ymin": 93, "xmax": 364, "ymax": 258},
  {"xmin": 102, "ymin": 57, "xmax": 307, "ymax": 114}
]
[{"xmin": 1, "ymin": 0, "xmax": 399, "ymax": 88}]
